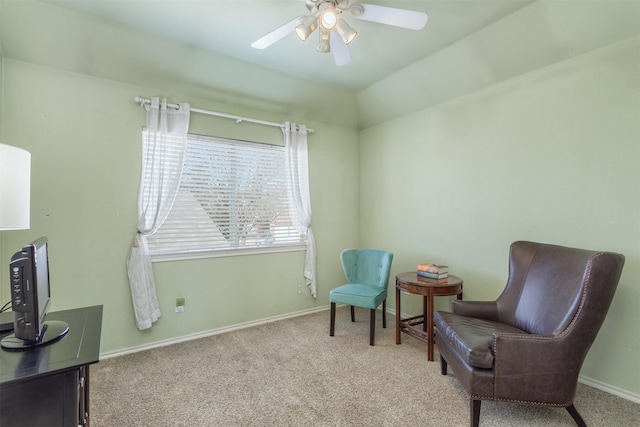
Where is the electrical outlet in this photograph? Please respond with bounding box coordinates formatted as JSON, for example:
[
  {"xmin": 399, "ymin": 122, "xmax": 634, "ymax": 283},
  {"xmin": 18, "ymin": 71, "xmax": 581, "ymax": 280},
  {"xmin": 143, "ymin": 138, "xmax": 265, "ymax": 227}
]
[{"xmin": 175, "ymin": 298, "xmax": 185, "ymax": 313}]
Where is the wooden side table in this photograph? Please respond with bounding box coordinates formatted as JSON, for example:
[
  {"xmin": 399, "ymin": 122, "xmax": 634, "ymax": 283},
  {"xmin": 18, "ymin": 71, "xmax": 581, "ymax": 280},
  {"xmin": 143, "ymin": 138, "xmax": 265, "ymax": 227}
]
[{"xmin": 395, "ymin": 272, "xmax": 463, "ymax": 361}]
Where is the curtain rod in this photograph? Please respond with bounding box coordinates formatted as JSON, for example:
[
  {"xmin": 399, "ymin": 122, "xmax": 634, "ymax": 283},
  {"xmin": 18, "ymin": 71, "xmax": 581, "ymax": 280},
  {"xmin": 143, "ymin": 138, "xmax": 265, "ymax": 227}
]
[{"xmin": 134, "ymin": 97, "xmax": 314, "ymax": 134}]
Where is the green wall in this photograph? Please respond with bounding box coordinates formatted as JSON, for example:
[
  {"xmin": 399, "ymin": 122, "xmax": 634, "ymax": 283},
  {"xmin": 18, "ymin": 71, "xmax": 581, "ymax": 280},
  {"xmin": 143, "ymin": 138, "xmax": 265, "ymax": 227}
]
[
  {"xmin": 0, "ymin": 59, "xmax": 360, "ymax": 353},
  {"xmin": 0, "ymin": 19, "xmax": 5, "ymax": 299},
  {"xmin": 359, "ymin": 37, "xmax": 640, "ymax": 396}
]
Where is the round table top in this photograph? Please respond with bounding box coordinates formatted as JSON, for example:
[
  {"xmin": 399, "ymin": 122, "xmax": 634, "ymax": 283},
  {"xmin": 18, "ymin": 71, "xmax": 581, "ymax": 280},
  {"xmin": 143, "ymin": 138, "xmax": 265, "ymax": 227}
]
[{"xmin": 395, "ymin": 272, "xmax": 463, "ymax": 288}]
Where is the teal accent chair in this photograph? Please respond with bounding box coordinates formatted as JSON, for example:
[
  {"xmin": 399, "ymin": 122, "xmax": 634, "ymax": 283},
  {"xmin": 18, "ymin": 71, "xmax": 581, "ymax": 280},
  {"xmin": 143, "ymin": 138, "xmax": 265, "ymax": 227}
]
[{"xmin": 329, "ymin": 249, "xmax": 394, "ymax": 346}]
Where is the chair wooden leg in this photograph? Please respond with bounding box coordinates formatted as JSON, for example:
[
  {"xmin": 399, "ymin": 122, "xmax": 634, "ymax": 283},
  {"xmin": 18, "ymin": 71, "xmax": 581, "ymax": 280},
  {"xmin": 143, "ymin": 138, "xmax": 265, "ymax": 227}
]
[
  {"xmin": 470, "ymin": 399, "xmax": 481, "ymax": 427},
  {"xmin": 440, "ymin": 355, "xmax": 448, "ymax": 375},
  {"xmin": 350, "ymin": 305, "xmax": 355, "ymax": 322},
  {"xmin": 370, "ymin": 309, "xmax": 376, "ymax": 346},
  {"xmin": 382, "ymin": 299, "xmax": 387, "ymax": 328},
  {"xmin": 330, "ymin": 303, "xmax": 336, "ymax": 337},
  {"xmin": 566, "ymin": 404, "xmax": 586, "ymax": 427}
]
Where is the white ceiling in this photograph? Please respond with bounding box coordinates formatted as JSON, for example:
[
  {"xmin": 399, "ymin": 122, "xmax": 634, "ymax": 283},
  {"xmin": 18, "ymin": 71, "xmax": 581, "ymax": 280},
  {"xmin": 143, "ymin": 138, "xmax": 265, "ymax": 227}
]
[
  {"xmin": 2, "ymin": 0, "xmax": 638, "ymax": 128},
  {"xmin": 41, "ymin": 0, "xmax": 534, "ymax": 91}
]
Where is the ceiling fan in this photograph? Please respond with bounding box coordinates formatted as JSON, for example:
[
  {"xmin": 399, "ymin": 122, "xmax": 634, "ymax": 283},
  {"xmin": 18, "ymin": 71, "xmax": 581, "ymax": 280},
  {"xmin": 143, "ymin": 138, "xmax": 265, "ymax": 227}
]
[{"xmin": 251, "ymin": 0, "xmax": 428, "ymax": 66}]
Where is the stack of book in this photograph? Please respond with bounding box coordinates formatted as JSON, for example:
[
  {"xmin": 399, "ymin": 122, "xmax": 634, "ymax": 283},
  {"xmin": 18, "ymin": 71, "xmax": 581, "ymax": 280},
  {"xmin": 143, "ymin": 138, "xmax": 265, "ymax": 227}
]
[{"xmin": 416, "ymin": 263, "xmax": 449, "ymax": 280}]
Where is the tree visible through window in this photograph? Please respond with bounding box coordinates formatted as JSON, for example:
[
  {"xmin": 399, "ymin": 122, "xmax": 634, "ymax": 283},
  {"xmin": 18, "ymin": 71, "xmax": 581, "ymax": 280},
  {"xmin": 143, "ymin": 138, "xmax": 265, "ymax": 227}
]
[{"xmin": 146, "ymin": 133, "xmax": 306, "ymax": 259}]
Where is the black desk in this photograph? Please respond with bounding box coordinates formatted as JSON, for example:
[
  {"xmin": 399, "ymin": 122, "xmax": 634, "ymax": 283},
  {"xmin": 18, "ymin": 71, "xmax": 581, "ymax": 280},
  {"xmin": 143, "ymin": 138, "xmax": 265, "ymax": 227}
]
[{"xmin": 0, "ymin": 305, "xmax": 103, "ymax": 427}]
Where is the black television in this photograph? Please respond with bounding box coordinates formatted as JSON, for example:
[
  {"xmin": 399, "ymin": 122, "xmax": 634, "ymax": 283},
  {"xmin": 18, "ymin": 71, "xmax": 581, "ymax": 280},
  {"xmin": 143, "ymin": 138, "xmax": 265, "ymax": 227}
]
[{"xmin": 1, "ymin": 237, "xmax": 69, "ymax": 350}]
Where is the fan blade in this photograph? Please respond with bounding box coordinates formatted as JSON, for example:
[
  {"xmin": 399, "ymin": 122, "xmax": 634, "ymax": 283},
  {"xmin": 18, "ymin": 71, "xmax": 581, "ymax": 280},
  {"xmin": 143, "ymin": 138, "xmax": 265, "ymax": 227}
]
[
  {"xmin": 251, "ymin": 16, "xmax": 304, "ymax": 49},
  {"xmin": 349, "ymin": 4, "xmax": 428, "ymax": 30},
  {"xmin": 330, "ymin": 31, "xmax": 351, "ymax": 66}
]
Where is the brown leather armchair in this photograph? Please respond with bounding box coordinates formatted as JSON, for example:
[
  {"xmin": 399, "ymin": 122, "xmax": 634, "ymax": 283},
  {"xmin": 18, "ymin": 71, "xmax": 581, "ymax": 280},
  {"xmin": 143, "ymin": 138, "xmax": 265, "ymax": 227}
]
[{"xmin": 435, "ymin": 241, "xmax": 625, "ymax": 427}]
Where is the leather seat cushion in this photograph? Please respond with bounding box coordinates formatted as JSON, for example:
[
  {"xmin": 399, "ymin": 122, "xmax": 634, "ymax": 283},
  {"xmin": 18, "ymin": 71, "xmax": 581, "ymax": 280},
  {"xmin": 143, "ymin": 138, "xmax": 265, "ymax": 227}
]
[{"xmin": 435, "ymin": 311, "xmax": 527, "ymax": 369}]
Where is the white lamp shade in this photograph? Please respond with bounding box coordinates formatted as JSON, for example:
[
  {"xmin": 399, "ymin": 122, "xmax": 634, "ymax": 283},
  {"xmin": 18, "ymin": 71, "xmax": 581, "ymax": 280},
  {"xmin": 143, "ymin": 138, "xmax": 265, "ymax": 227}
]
[
  {"xmin": 336, "ymin": 18, "xmax": 357, "ymax": 44},
  {"xmin": 0, "ymin": 143, "xmax": 31, "ymax": 230},
  {"xmin": 295, "ymin": 15, "xmax": 318, "ymax": 41}
]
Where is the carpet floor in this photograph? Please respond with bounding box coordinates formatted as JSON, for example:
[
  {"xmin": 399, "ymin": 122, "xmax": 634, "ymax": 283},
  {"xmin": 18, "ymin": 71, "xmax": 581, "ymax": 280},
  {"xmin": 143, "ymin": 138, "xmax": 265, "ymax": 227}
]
[{"xmin": 90, "ymin": 306, "xmax": 639, "ymax": 426}]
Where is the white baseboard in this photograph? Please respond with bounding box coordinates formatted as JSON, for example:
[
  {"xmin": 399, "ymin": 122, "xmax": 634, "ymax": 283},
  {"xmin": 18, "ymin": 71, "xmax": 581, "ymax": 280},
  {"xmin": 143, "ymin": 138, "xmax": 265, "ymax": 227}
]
[
  {"xmin": 100, "ymin": 305, "xmax": 330, "ymax": 360},
  {"xmin": 101, "ymin": 305, "xmax": 639, "ymax": 404},
  {"xmin": 579, "ymin": 375, "xmax": 640, "ymax": 403}
]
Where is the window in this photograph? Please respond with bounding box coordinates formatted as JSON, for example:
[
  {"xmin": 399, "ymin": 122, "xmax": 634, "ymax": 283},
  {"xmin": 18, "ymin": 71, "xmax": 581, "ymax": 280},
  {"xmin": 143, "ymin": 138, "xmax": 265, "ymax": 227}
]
[{"xmin": 146, "ymin": 133, "xmax": 306, "ymax": 260}]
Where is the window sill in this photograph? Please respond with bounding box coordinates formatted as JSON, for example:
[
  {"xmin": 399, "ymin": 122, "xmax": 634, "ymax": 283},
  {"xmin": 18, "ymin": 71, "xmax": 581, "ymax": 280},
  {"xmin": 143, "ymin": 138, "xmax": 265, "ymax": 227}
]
[{"xmin": 150, "ymin": 244, "xmax": 307, "ymax": 263}]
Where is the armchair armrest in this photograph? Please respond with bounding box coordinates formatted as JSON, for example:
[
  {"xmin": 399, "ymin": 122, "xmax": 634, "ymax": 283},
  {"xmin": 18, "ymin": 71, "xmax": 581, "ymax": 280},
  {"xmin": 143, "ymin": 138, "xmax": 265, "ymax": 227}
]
[
  {"xmin": 451, "ymin": 300, "xmax": 500, "ymax": 322},
  {"xmin": 492, "ymin": 333, "xmax": 579, "ymax": 404}
]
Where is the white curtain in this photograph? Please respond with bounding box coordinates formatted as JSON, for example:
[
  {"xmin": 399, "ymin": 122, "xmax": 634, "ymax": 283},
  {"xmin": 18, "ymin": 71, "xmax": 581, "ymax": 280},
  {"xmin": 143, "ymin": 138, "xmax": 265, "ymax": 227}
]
[
  {"xmin": 126, "ymin": 97, "xmax": 190, "ymax": 330},
  {"xmin": 283, "ymin": 122, "xmax": 317, "ymax": 297}
]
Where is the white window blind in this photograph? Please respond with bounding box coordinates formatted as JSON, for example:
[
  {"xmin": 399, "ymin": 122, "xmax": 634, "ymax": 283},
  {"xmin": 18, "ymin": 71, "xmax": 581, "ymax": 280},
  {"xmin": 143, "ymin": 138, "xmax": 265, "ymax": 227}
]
[{"xmin": 147, "ymin": 133, "xmax": 306, "ymax": 260}]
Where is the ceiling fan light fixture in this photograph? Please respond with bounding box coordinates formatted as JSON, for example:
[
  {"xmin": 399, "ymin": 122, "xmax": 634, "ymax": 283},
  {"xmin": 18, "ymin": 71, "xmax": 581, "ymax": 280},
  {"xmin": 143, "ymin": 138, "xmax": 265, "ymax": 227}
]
[
  {"xmin": 295, "ymin": 15, "xmax": 318, "ymax": 41},
  {"xmin": 251, "ymin": 0, "xmax": 429, "ymax": 66},
  {"xmin": 319, "ymin": 3, "xmax": 338, "ymax": 30},
  {"xmin": 335, "ymin": 18, "xmax": 357, "ymax": 44},
  {"xmin": 317, "ymin": 27, "xmax": 331, "ymax": 53}
]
